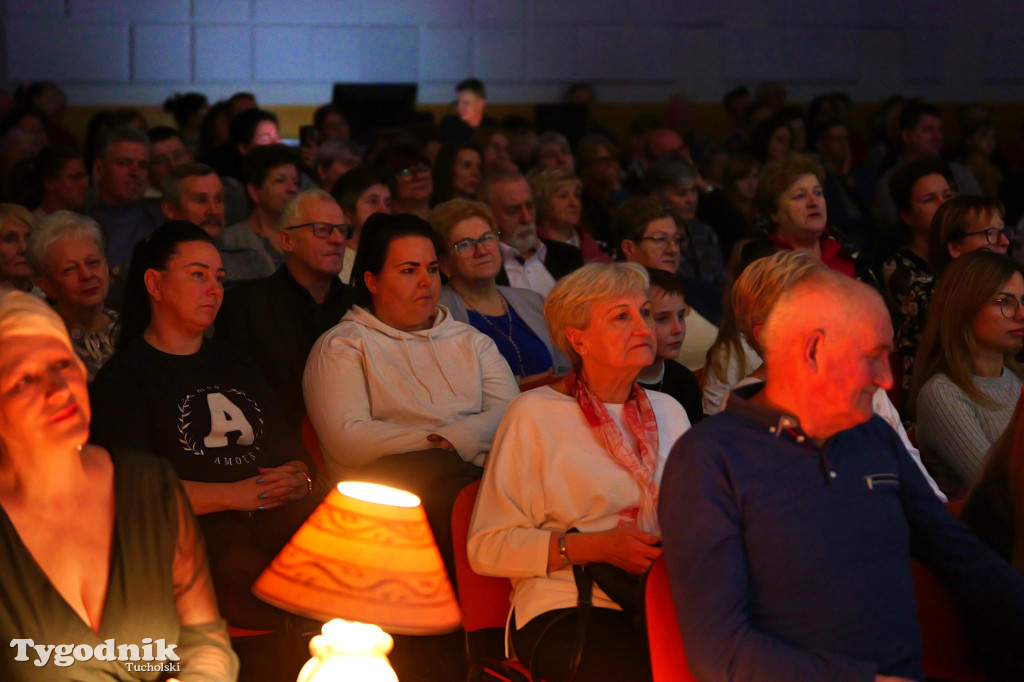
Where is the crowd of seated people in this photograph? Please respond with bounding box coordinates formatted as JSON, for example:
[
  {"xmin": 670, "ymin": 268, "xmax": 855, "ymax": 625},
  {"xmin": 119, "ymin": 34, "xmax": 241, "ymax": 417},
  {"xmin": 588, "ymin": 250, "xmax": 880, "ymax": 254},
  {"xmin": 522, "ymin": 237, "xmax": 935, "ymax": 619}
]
[{"xmin": 0, "ymin": 77, "xmax": 1024, "ymax": 681}]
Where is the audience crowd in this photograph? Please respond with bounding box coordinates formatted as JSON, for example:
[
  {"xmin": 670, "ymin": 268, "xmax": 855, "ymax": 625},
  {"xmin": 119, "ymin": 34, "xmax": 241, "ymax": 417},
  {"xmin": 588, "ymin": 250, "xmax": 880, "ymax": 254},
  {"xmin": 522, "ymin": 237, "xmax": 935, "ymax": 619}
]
[{"xmin": 1, "ymin": 77, "xmax": 1024, "ymax": 681}]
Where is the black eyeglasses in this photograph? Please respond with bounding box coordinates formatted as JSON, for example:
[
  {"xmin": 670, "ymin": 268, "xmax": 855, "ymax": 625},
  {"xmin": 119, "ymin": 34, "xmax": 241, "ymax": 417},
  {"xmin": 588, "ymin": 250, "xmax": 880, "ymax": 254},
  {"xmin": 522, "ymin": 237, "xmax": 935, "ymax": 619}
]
[
  {"xmin": 452, "ymin": 231, "xmax": 500, "ymax": 255},
  {"xmin": 638, "ymin": 234, "xmax": 684, "ymax": 248},
  {"xmin": 285, "ymin": 222, "xmax": 354, "ymax": 239},
  {"xmin": 995, "ymin": 292, "xmax": 1024, "ymax": 319},
  {"xmin": 961, "ymin": 226, "xmax": 1012, "ymax": 246},
  {"xmin": 397, "ymin": 163, "xmax": 430, "ymax": 179}
]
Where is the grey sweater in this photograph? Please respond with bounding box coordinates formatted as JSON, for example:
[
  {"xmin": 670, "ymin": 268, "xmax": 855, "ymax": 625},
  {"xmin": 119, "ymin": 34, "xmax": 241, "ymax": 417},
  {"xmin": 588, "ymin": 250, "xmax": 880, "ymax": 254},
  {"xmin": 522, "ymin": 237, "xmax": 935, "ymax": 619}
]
[{"xmin": 917, "ymin": 370, "xmax": 1023, "ymax": 497}]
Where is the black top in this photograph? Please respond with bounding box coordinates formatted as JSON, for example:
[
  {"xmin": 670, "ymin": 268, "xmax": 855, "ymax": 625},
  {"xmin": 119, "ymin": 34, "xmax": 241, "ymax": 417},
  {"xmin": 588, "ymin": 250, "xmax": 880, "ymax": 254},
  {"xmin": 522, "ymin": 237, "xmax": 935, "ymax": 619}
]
[
  {"xmin": 638, "ymin": 361, "xmax": 704, "ymax": 426},
  {"xmin": 89, "ymin": 336, "xmax": 309, "ymax": 485},
  {"xmin": 215, "ymin": 265, "xmax": 354, "ymax": 430}
]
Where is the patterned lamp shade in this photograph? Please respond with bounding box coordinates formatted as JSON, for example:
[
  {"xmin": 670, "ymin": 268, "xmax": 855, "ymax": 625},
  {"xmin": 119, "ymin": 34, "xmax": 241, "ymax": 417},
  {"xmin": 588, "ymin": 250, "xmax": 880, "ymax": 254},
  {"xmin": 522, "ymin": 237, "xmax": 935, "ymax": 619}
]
[{"xmin": 253, "ymin": 481, "xmax": 462, "ymax": 635}]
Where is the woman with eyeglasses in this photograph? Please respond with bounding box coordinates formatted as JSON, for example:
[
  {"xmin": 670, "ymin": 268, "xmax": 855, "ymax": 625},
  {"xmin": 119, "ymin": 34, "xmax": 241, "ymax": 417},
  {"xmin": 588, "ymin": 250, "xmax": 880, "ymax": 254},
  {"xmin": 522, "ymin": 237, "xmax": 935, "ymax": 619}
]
[
  {"xmin": 895, "ymin": 195, "xmax": 1011, "ymax": 399},
  {"xmin": 909, "ymin": 250, "xmax": 1024, "ymax": 499},
  {"xmin": 430, "ymin": 198, "xmax": 570, "ymax": 384},
  {"xmin": 375, "ymin": 142, "xmax": 433, "ymax": 219}
]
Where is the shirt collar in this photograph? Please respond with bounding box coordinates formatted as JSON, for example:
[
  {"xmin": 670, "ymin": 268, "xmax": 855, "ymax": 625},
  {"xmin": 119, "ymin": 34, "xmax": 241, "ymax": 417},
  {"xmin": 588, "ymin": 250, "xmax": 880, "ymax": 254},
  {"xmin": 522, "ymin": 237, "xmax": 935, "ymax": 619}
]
[
  {"xmin": 498, "ymin": 239, "xmax": 547, "ymax": 265},
  {"xmin": 724, "ymin": 382, "xmax": 814, "ymax": 446},
  {"xmin": 278, "ymin": 264, "xmax": 346, "ymax": 305}
]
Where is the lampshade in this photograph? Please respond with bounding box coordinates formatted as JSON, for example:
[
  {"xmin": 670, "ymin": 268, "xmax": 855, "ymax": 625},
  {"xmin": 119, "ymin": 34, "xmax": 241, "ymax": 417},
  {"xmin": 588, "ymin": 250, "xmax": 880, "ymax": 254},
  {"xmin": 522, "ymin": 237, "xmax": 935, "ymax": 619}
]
[{"xmin": 253, "ymin": 481, "xmax": 462, "ymax": 635}]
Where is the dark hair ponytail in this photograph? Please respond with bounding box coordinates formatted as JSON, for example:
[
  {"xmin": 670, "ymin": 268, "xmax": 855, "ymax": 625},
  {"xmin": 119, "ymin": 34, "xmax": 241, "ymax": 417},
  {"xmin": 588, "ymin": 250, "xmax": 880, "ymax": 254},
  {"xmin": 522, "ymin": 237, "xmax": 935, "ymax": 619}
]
[{"xmin": 116, "ymin": 221, "xmax": 214, "ymax": 350}]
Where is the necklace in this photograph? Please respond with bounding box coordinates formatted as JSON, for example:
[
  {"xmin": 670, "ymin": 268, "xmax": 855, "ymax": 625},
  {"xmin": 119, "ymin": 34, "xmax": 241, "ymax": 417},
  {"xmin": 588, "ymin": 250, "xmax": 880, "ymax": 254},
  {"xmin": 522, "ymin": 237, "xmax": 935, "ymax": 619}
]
[{"xmin": 465, "ymin": 295, "xmax": 526, "ymax": 377}]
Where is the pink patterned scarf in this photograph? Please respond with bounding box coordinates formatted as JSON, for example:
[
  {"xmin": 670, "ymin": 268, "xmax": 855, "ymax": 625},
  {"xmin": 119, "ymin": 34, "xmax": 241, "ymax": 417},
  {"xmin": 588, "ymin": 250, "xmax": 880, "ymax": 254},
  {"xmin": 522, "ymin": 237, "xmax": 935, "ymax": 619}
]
[{"xmin": 565, "ymin": 371, "xmax": 661, "ymax": 533}]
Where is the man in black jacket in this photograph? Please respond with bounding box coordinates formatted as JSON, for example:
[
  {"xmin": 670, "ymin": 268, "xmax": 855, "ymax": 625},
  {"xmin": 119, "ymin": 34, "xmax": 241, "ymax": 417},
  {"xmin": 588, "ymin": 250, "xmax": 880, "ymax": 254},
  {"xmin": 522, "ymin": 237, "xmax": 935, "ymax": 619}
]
[{"xmin": 215, "ymin": 189, "xmax": 354, "ymax": 431}]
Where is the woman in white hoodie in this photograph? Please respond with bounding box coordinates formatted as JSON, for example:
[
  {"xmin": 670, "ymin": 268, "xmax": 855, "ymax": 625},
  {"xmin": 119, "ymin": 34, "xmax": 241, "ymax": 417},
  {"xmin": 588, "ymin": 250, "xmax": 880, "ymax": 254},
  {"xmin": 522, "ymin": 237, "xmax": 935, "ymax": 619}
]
[{"xmin": 304, "ymin": 212, "xmax": 519, "ymax": 572}]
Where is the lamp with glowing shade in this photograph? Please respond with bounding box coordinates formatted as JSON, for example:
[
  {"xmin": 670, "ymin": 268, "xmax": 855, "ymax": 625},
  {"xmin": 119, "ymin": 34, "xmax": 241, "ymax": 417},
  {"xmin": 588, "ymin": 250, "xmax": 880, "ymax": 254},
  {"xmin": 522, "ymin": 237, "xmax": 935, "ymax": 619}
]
[{"xmin": 253, "ymin": 481, "xmax": 462, "ymax": 681}]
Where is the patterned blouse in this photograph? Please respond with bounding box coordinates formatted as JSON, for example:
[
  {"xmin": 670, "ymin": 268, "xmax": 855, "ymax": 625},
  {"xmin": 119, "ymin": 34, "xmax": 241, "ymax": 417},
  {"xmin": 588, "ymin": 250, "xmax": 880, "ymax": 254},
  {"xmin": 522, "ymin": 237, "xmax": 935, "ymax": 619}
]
[{"xmin": 69, "ymin": 309, "xmax": 118, "ymax": 382}]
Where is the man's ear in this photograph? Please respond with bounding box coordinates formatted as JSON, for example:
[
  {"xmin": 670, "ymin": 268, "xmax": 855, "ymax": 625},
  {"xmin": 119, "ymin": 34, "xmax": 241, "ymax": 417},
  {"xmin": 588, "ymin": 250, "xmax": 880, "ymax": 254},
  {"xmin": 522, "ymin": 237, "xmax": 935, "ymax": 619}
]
[
  {"xmin": 278, "ymin": 228, "xmax": 294, "ymax": 254},
  {"xmin": 751, "ymin": 323, "xmax": 764, "ymax": 344},
  {"xmin": 803, "ymin": 329, "xmax": 824, "ymax": 373},
  {"xmin": 246, "ymin": 183, "xmax": 260, "ymax": 206}
]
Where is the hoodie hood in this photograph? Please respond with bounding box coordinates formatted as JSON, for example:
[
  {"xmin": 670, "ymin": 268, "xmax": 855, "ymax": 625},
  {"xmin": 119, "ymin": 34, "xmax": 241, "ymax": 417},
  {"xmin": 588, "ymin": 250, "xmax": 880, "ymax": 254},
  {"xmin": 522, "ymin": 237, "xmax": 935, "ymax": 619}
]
[
  {"xmin": 341, "ymin": 304, "xmax": 461, "ymax": 340},
  {"xmin": 341, "ymin": 304, "xmax": 464, "ymax": 398}
]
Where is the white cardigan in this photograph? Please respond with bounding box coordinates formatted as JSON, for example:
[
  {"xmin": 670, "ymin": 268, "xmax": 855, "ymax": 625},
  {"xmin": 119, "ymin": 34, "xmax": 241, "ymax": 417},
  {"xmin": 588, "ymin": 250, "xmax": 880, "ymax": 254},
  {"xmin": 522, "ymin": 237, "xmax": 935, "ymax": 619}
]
[
  {"xmin": 303, "ymin": 304, "xmax": 520, "ymax": 482},
  {"xmin": 468, "ymin": 386, "xmax": 689, "ymax": 629}
]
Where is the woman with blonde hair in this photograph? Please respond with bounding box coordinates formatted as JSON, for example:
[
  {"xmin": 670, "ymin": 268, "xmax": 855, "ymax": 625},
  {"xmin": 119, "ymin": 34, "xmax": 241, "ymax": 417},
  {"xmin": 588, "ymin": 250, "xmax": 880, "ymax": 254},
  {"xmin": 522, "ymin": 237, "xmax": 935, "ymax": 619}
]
[
  {"xmin": 470, "ymin": 262, "xmax": 689, "ymax": 682},
  {"xmin": 529, "ymin": 166, "xmax": 611, "ymax": 264},
  {"xmin": 700, "ymin": 244, "xmax": 799, "ymax": 414},
  {"xmin": 0, "ymin": 203, "xmax": 34, "ymax": 293},
  {"xmin": 0, "ymin": 290, "xmax": 237, "ymax": 680},
  {"xmin": 911, "ymin": 250, "xmax": 1024, "ymax": 498},
  {"xmin": 431, "ymin": 198, "xmax": 569, "ymax": 381}
]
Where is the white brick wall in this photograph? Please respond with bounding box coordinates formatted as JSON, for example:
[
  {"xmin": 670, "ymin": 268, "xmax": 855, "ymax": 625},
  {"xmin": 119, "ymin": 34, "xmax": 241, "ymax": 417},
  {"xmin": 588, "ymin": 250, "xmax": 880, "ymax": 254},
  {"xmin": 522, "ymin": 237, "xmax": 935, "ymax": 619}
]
[{"xmin": 1, "ymin": 0, "xmax": 1021, "ymax": 105}]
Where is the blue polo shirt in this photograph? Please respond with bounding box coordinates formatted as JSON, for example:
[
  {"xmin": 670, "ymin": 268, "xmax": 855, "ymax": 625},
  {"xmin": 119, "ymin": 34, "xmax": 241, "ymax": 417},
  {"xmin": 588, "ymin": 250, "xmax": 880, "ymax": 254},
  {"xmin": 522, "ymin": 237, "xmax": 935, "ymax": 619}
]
[{"xmin": 659, "ymin": 384, "xmax": 1024, "ymax": 682}]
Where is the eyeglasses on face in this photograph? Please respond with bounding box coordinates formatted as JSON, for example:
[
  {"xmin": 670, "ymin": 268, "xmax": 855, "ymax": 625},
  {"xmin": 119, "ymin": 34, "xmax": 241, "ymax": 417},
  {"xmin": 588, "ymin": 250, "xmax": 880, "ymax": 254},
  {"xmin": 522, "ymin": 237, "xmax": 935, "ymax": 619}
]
[
  {"xmin": 961, "ymin": 226, "xmax": 1012, "ymax": 246},
  {"xmin": 638, "ymin": 234, "xmax": 684, "ymax": 248},
  {"xmin": 995, "ymin": 292, "xmax": 1024, "ymax": 319},
  {"xmin": 285, "ymin": 222, "xmax": 354, "ymax": 239},
  {"xmin": 397, "ymin": 163, "xmax": 430, "ymax": 179},
  {"xmin": 451, "ymin": 231, "xmax": 500, "ymax": 255}
]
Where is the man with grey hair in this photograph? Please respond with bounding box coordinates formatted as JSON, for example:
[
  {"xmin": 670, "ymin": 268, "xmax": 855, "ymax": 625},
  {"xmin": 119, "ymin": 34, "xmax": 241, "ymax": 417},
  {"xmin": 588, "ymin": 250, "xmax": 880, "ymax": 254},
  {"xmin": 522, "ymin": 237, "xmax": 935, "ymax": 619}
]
[
  {"xmin": 661, "ymin": 269, "xmax": 1024, "ymax": 681},
  {"xmin": 86, "ymin": 125, "xmax": 164, "ymax": 277},
  {"xmin": 215, "ymin": 189, "xmax": 354, "ymax": 430},
  {"xmin": 161, "ymin": 162, "xmax": 267, "ymax": 282},
  {"xmin": 478, "ymin": 168, "xmax": 582, "ymax": 298}
]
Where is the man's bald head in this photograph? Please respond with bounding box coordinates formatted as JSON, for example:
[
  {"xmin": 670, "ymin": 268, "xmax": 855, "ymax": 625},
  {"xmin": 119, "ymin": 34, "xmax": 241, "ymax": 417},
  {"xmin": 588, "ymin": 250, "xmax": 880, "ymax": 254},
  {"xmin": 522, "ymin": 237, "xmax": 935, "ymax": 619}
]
[{"xmin": 760, "ymin": 269, "xmax": 894, "ymax": 440}]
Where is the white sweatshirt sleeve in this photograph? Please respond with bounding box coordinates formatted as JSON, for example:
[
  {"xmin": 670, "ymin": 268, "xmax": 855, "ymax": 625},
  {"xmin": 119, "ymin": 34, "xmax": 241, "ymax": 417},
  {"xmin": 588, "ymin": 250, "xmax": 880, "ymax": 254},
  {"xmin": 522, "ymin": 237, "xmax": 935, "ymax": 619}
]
[
  {"xmin": 303, "ymin": 332, "xmax": 435, "ymax": 477},
  {"xmin": 434, "ymin": 334, "xmax": 519, "ymax": 465}
]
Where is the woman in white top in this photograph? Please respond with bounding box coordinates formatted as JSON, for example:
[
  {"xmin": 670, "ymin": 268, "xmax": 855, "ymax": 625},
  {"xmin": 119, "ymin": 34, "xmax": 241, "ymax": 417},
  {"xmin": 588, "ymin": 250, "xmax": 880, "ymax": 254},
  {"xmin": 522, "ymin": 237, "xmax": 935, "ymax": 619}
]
[
  {"xmin": 468, "ymin": 262, "xmax": 689, "ymax": 681},
  {"xmin": 304, "ymin": 211, "xmax": 519, "ymax": 587}
]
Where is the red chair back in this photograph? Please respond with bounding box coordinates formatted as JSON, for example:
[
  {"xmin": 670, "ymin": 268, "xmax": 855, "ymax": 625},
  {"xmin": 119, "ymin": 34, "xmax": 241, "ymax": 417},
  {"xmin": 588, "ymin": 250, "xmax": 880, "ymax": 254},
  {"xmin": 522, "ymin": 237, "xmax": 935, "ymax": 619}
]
[
  {"xmin": 912, "ymin": 560, "xmax": 986, "ymax": 681},
  {"xmin": 645, "ymin": 557, "xmax": 698, "ymax": 682},
  {"xmin": 452, "ymin": 481, "xmax": 537, "ymax": 681},
  {"xmin": 452, "ymin": 480, "xmax": 514, "ymax": 632}
]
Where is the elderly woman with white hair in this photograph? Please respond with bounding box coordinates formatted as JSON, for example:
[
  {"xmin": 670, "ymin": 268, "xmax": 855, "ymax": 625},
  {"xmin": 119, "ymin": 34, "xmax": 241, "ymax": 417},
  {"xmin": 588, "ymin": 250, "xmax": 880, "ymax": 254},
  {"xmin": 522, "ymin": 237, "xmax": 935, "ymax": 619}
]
[
  {"xmin": 468, "ymin": 262, "xmax": 689, "ymax": 682},
  {"xmin": 28, "ymin": 210, "xmax": 116, "ymax": 380},
  {"xmin": 0, "ymin": 290, "xmax": 237, "ymax": 681}
]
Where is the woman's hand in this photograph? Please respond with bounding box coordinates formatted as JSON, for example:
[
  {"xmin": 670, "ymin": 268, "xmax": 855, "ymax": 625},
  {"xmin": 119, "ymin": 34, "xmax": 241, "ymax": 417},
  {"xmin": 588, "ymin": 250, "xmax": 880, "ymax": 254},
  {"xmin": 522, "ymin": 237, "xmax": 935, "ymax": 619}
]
[
  {"xmin": 549, "ymin": 526, "xmax": 662, "ymax": 575},
  {"xmin": 256, "ymin": 464, "xmax": 311, "ymax": 503},
  {"xmin": 213, "ymin": 465, "xmax": 309, "ymax": 512}
]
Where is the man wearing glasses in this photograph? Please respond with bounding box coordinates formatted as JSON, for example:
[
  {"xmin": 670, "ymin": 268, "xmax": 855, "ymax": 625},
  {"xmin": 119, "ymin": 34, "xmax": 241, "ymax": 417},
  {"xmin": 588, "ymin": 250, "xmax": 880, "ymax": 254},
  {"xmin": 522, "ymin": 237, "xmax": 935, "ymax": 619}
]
[{"xmin": 216, "ymin": 189, "xmax": 354, "ymax": 431}]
